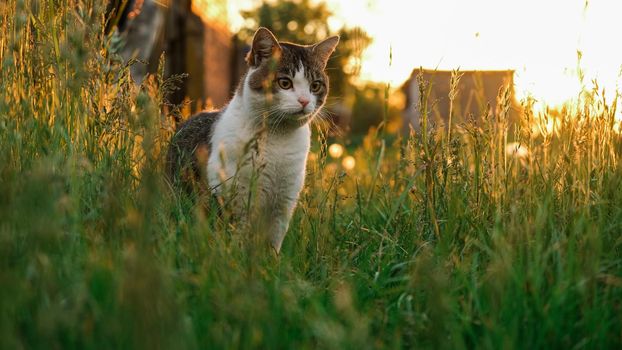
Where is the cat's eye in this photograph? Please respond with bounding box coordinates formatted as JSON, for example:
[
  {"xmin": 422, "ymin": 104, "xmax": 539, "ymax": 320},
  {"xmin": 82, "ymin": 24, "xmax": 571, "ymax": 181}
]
[
  {"xmin": 310, "ymin": 81, "xmax": 323, "ymax": 93},
  {"xmin": 277, "ymin": 78, "xmax": 293, "ymax": 90}
]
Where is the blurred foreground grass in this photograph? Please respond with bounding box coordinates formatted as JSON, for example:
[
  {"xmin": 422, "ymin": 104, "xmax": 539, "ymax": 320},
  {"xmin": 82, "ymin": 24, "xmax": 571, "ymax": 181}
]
[{"xmin": 1, "ymin": 1, "xmax": 621, "ymax": 349}]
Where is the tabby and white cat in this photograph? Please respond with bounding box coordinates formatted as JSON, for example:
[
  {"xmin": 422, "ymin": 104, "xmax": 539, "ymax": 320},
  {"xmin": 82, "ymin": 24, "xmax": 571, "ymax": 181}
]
[{"xmin": 167, "ymin": 27, "xmax": 339, "ymax": 253}]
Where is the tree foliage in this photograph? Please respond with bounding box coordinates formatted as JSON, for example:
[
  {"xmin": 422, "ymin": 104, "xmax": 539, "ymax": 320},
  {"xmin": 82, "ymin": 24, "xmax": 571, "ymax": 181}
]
[{"xmin": 239, "ymin": 0, "xmax": 372, "ymax": 98}]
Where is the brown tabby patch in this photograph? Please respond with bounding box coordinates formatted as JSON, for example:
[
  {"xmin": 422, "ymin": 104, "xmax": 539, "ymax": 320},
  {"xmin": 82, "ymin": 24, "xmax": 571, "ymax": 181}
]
[{"xmin": 166, "ymin": 111, "xmax": 220, "ymax": 195}]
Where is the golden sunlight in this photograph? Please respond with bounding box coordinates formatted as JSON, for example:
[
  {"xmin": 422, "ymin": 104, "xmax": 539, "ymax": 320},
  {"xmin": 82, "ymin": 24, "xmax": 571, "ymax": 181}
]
[
  {"xmin": 341, "ymin": 155, "xmax": 356, "ymax": 170},
  {"xmin": 228, "ymin": 0, "xmax": 621, "ymax": 111},
  {"xmin": 328, "ymin": 143, "xmax": 344, "ymax": 158}
]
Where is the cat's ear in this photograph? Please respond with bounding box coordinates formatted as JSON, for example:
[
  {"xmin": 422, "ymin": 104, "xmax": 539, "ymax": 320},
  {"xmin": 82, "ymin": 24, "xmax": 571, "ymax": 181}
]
[
  {"xmin": 247, "ymin": 27, "xmax": 281, "ymax": 67},
  {"xmin": 313, "ymin": 36, "xmax": 340, "ymax": 68}
]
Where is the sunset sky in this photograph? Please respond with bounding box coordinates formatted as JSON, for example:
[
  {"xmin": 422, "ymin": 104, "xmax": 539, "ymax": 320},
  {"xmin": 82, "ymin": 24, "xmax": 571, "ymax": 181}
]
[{"xmin": 228, "ymin": 0, "xmax": 621, "ymax": 108}]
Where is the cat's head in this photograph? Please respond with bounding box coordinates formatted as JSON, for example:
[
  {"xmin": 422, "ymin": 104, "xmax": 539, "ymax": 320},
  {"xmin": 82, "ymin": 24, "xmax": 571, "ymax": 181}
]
[{"xmin": 244, "ymin": 27, "xmax": 339, "ymax": 128}]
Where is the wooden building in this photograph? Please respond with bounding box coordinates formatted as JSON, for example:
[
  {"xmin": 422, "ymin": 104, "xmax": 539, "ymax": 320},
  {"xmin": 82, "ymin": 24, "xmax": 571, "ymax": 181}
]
[
  {"xmin": 115, "ymin": 0, "xmax": 243, "ymax": 115},
  {"xmin": 166, "ymin": 0, "xmax": 238, "ymax": 111},
  {"xmin": 401, "ymin": 68, "xmax": 518, "ymax": 133}
]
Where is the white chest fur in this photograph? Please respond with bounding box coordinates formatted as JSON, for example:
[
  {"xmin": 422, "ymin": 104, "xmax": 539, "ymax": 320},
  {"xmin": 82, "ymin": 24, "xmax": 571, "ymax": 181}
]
[{"xmin": 206, "ymin": 94, "xmax": 311, "ymax": 252}]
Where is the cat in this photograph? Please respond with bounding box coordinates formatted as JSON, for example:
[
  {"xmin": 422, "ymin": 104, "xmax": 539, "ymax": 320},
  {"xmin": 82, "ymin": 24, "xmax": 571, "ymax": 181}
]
[{"xmin": 166, "ymin": 27, "xmax": 339, "ymax": 253}]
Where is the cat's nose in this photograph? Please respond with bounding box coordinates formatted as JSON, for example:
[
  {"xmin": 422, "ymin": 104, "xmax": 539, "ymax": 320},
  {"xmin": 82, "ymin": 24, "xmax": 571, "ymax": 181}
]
[{"xmin": 298, "ymin": 97, "xmax": 309, "ymax": 108}]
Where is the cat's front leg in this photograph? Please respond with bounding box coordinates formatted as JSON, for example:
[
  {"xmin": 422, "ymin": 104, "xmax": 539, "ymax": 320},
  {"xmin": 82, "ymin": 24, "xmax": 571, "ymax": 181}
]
[
  {"xmin": 253, "ymin": 186, "xmax": 299, "ymax": 254},
  {"xmin": 267, "ymin": 199, "xmax": 297, "ymax": 253}
]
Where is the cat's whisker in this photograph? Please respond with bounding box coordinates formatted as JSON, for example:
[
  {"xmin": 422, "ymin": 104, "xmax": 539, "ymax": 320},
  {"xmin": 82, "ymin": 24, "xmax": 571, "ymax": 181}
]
[
  {"xmin": 271, "ymin": 112, "xmax": 290, "ymax": 134},
  {"xmin": 322, "ymin": 101, "xmax": 342, "ymax": 109},
  {"xmin": 255, "ymin": 107, "xmax": 286, "ymax": 126},
  {"xmin": 313, "ymin": 109, "xmax": 343, "ymax": 136}
]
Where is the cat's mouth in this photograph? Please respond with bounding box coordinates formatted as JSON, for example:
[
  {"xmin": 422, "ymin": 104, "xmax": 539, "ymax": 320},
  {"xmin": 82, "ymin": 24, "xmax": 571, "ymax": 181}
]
[
  {"xmin": 276, "ymin": 108, "xmax": 313, "ymax": 124},
  {"xmin": 293, "ymin": 110, "xmax": 314, "ymax": 121},
  {"xmin": 285, "ymin": 108, "xmax": 307, "ymax": 118}
]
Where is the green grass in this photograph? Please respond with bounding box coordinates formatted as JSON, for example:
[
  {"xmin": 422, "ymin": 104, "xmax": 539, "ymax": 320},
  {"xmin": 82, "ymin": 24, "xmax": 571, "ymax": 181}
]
[{"xmin": 1, "ymin": 1, "xmax": 622, "ymax": 349}]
